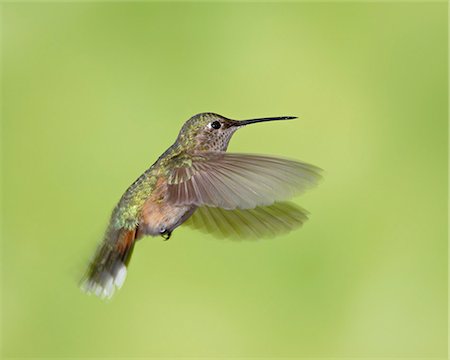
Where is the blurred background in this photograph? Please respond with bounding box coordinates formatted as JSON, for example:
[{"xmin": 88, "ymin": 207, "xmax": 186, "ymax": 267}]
[{"xmin": 1, "ymin": 2, "xmax": 447, "ymax": 359}]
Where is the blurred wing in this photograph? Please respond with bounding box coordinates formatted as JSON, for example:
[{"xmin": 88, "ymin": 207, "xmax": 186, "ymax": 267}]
[
  {"xmin": 185, "ymin": 202, "xmax": 309, "ymax": 239},
  {"xmin": 167, "ymin": 152, "xmax": 322, "ymax": 210}
]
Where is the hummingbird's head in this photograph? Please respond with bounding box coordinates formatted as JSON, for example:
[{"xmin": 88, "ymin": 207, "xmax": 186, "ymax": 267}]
[{"xmin": 177, "ymin": 113, "xmax": 297, "ymax": 152}]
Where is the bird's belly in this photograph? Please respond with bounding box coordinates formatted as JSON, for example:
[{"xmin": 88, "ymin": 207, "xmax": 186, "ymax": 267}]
[
  {"xmin": 139, "ymin": 177, "xmax": 194, "ymax": 236},
  {"xmin": 140, "ymin": 201, "xmax": 192, "ymax": 236}
]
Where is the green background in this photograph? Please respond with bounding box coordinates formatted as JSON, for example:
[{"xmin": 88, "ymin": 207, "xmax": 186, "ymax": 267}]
[{"xmin": 1, "ymin": 2, "xmax": 447, "ymax": 359}]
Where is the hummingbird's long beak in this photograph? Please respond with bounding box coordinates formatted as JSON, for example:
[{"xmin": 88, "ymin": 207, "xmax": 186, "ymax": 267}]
[{"xmin": 235, "ymin": 116, "xmax": 297, "ymax": 126}]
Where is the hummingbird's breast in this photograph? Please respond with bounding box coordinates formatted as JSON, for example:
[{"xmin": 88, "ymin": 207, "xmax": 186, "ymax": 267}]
[
  {"xmin": 112, "ymin": 144, "xmax": 197, "ymax": 235},
  {"xmin": 139, "ymin": 176, "xmax": 194, "ymax": 236}
]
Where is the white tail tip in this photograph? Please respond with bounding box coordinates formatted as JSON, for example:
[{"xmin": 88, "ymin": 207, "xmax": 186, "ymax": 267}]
[{"xmin": 81, "ymin": 263, "xmax": 127, "ymax": 299}]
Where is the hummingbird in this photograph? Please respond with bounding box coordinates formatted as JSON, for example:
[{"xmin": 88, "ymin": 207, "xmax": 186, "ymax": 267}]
[{"xmin": 81, "ymin": 113, "xmax": 322, "ymax": 298}]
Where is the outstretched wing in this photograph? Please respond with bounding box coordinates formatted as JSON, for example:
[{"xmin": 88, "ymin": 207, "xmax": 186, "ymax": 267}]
[
  {"xmin": 166, "ymin": 152, "xmax": 322, "ymax": 210},
  {"xmin": 185, "ymin": 202, "xmax": 309, "ymax": 239}
]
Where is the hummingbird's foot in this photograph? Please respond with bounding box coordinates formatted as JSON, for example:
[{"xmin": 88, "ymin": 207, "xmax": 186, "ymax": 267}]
[{"xmin": 160, "ymin": 228, "xmax": 172, "ymax": 241}]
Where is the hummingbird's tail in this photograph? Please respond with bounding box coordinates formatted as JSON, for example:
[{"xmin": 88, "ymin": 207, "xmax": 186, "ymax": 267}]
[{"xmin": 81, "ymin": 226, "xmax": 137, "ymax": 299}]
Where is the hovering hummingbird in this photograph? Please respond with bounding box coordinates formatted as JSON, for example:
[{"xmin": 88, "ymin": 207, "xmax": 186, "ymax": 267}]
[{"xmin": 81, "ymin": 113, "xmax": 322, "ymax": 298}]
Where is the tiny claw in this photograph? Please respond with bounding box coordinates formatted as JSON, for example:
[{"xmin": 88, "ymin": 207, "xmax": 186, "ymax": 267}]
[{"xmin": 161, "ymin": 231, "xmax": 172, "ymax": 241}]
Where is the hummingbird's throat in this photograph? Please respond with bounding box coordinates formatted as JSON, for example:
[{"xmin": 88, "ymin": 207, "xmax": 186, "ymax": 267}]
[{"xmin": 195, "ymin": 127, "xmax": 238, "ymax": 152}]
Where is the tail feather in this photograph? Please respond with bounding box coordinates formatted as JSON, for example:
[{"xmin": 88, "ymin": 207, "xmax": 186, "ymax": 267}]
[{"xmin": 81, "ymin": 227, "xmax": 137, "ymax": 299}]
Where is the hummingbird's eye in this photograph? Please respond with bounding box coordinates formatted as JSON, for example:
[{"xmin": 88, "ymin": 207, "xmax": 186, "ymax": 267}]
[{"xmin": 210, "ymin": 121, "xmax": 221, "ymax": 130}]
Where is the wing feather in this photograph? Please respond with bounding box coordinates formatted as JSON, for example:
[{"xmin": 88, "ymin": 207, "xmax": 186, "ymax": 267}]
[
  {"xmin": 185, "ymin": 202, "xmax": 309, "ymax": 239},
  {"xmin": 167, "ymin": 152, "xmax": 322, "ymax": 210}
]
